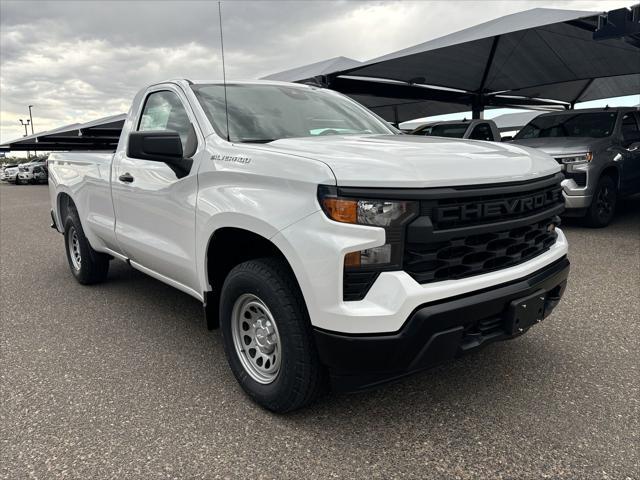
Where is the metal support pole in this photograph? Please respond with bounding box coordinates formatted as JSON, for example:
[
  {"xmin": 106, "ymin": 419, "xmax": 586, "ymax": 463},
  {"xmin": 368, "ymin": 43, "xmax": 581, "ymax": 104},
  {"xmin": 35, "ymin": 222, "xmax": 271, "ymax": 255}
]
[
  {"xmin": 28, "ymin": 105, "xmax": 36, "ymax": 157},
  {"xmin": 471, "ymin": 96, "xmax": 484, "ymax": 119},
  {"xmin": 19, "ymin": 119, "xmax": 31, "ymax": 160},
  {"xmin": 28, "ymin": 106, "xmax": 34, "ymax": 134}
]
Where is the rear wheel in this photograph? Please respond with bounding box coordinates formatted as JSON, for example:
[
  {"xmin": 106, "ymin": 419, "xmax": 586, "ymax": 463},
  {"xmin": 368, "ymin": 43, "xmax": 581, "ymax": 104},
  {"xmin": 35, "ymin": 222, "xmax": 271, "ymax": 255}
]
[
  {"xmin": 585, "ymin": 175, "xmax": 617, "ymax": 228},
  {"xmin": 220, "ymin": 258, "xmax": 326, "ymax": 413},
  {"xmin": 63, "ymin": 207, "xmax": 110, "ymax": 284}
]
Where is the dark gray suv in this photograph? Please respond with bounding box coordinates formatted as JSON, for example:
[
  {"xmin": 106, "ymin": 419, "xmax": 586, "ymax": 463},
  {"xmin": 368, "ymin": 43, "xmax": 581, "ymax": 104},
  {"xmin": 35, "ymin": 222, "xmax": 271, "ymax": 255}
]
[{"xmin": 512, "ymin": 107, "xmax": 640, "ymax": 227}]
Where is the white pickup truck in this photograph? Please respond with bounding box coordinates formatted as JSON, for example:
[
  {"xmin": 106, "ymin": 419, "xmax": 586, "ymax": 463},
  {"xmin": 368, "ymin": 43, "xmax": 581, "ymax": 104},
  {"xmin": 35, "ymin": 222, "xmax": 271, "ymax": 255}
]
[{"xmin": 49, "ymin": 79, "xmax": 570, "ymax": 412}]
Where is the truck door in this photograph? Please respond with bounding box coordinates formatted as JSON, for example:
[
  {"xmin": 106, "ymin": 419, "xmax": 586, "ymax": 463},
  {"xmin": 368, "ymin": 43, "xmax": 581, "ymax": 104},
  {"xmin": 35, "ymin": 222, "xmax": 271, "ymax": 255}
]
[
  {"xmin": 619, "ymin": 112, "xmax": 640, "ymax": 195},
  {"xmin": 111, "ymin": 86, "xmax": 204, "ymax": 297}
]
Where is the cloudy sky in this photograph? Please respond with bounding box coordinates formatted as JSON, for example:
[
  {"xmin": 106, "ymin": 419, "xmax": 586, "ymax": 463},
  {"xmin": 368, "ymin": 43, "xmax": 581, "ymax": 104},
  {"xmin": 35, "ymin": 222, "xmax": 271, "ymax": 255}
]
[{"xmin": 0, "ymin": 0, "xmax": 633, "ymax": 143}]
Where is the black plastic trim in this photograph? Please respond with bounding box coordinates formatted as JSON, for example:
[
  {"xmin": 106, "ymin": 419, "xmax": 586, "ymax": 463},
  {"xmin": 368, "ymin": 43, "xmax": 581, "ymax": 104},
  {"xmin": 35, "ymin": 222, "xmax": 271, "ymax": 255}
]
[
  {"xmin": 50, "ymin": 209, "xmax": 58, "ymax": 231},
  {"xmin": 335, "ymin": 172, "xmax": 563, "ymax": 200},
  {"xmin": 407, "ymin": 205, "xmax": 564, "ymax": 243},
  {"xmin": 564, "ymin": 170, "xmax": 587, "ymax": 187}
]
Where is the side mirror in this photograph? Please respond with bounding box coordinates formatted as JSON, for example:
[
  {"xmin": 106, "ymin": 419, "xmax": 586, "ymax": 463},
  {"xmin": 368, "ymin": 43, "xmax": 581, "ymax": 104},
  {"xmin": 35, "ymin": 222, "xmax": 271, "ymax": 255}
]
[
  {"xmin": 501, "ymin": 136, "xmax": 513, "ymax": 142},
  {"xmin": 128, "ymin": 130, "xmax": 183, "ymax": 162},
  {"xmin": 626, "ymin": 142, "xmax": 640, "ymax": 152},
  {"xmin": 127, "ymin": 130, "xmax": 193, "ymax": 178}
]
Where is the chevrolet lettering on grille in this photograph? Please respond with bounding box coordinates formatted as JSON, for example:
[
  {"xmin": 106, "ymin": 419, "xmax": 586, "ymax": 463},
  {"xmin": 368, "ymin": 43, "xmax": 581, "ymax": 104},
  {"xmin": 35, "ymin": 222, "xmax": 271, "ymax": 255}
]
[{"xmin": 435, "ymin": 188, "xmax": 562, "ymax": 223}]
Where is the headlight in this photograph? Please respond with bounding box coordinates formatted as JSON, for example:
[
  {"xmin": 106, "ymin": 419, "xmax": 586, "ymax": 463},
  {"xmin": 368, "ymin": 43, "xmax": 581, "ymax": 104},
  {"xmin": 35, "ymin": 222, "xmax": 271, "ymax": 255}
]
[
  {"xmin": 318, "ymin": 189, "xmax": 416, "ymax": 227},
  {"xmin": 318, "ymin": 185, "xmax": 418, "ymax": 268},
  {"xmin": 556, "ymin": 152, "xmax": 592, "ymax": 164}
]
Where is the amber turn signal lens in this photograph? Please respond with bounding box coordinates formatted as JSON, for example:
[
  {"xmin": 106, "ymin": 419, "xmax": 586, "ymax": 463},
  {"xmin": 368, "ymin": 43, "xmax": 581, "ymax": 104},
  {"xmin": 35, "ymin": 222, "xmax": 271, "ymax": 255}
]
[
  {"xmin": 344, "ymin": 251, "xmax": 361, "ymax": 268},
  {"xmin": 322, "ymin": 198, "xmax": 357, "ymax": 223}
]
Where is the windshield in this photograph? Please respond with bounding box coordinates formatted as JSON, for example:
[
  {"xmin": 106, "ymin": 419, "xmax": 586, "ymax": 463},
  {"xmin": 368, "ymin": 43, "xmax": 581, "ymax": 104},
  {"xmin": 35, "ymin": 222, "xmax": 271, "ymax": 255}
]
[
  {"xmin": 515, "ymin": 112, "xmax": 617, "ymax": 139},
  {"xmin": 192, "ymin": 84, "xmax": 393, "ymax": 143},
  {"xmin": 413, "ymin": 123, "xmax": 468, "ymax": 138}
]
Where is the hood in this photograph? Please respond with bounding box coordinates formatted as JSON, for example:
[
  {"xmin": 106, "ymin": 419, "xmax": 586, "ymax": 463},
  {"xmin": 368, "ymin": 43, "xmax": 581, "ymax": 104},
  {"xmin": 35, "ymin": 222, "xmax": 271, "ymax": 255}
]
[
  {"xmin": 259, "ymin": 135, "xmax": 559, "ymax": 188},
  {"xmin": 510, "ymin": 137, "xmax": 602, "ymax": 157}
]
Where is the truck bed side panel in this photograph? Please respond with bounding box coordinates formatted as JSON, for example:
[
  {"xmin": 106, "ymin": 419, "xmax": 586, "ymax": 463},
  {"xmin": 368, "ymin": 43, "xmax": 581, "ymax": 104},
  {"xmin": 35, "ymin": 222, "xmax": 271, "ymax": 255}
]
[{"xmin": 48, "ymin": 152, "xmax": 119, "ymax": 254}]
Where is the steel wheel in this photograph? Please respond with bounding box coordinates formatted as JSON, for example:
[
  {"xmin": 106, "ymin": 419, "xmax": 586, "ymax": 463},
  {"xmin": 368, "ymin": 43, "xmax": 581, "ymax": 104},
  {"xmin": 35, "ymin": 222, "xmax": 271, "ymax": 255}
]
[
  {"xmin": 67, "ymin": 226, "xmax": 82, "ymax": 270},
  {"xmin": 231, "ymin": 293, "xmax": 282, "ymax": 384}
]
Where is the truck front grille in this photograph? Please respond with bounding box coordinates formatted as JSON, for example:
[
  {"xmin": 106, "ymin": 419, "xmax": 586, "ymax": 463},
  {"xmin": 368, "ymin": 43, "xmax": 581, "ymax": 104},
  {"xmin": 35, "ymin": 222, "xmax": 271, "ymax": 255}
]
[
  {"xmin": 403, "ymin": 173, "xmax": 565, "ymax": 285},
  {"xmin": 339, "ymin": 173, "xmax": 565, "ymax": 300},
  {"xmin": 404, "ymin": 216, "xmax": 559, "ymax": 284}
]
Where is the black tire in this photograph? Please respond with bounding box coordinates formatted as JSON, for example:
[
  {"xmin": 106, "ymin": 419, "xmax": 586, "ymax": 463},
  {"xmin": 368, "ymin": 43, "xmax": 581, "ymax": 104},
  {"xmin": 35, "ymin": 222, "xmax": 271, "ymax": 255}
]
[
  {"xmin": 584, "ymin": 175, "xmax": 617, "ymax": 228},
  {"xmin": 63, "ymin": 207, "xmax": 110, "ymax": 284},
  {"xmin": 220, "ymin": 257, "xmax": 327, "ymax": 413}
]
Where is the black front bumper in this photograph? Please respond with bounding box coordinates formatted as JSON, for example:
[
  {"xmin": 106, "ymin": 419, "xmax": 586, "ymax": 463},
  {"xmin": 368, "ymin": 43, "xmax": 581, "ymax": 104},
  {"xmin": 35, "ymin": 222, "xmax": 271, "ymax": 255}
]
[{"xmin": 314, "ymin": 256, "xmax": 570, "ymax": 392}]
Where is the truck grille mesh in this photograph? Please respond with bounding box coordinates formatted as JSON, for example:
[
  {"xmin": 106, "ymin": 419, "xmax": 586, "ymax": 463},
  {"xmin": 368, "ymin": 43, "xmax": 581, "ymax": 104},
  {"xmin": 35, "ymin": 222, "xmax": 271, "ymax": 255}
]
[{"xmin": 404, "ymin": 217, "xmax": 558, "ymax": 284}]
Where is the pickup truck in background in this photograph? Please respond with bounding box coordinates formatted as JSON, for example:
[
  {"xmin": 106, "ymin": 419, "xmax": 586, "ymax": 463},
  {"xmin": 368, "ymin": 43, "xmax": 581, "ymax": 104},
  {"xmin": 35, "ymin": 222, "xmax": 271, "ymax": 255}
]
[
  {"xmin": 48, "ymin": 79, "xmax": 570, "ymax": 412},
  {"xmin": 16, "ymin": 160, "xmax": 48, "ymax": 184},
  {"xmin": 511, "ymin": 107, "xmax": 640, "ymax": 227},
  {"xmin": 1, "ymin": 164, "xmax": 19, "ymax": 183},
  {"xmin": 410, "ymin": 119, "xmax": 501, "ymax": 141}
]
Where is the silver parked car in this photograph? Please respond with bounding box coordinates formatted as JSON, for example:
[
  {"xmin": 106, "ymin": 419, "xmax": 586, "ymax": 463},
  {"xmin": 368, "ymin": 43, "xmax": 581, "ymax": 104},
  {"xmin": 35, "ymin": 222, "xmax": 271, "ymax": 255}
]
[{"xmin": 511, "ymin": 107, "xmax": 640, "ymax": 227}]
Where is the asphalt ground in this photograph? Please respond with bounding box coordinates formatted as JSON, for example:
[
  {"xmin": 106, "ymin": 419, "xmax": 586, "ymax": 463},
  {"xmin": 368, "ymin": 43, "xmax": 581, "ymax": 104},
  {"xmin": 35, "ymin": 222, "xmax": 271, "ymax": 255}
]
[{"xmin": 1, "ymin": 183, "xmax": 638, "ymax": 480}]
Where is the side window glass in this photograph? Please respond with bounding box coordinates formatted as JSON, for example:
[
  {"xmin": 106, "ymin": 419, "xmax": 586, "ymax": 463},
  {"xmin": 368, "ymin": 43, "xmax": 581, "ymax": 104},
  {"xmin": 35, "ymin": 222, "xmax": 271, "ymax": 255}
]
[
  {"xmin": 469, "ymin": 123, "xmax": 492, "ymax": 141},
  {"xmin": 621, "ymin": 113, "xmax": 640, "ymax": 143},
  {"xmin": 138, "ymin": 91, "xmax": 194, "ymax": 154}
]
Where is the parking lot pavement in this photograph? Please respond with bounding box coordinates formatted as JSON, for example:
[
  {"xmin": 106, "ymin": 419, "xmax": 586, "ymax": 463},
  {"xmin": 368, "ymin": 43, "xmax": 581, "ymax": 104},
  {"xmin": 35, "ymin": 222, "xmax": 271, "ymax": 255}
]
[{"xmin": 1, "ymin": 183, "xmax": 638, "ymax": 480}]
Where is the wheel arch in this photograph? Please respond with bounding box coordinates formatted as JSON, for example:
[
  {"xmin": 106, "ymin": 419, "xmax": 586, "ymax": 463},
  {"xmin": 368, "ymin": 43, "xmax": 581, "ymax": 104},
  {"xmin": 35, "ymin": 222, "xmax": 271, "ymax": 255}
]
[
  {"xmin": 56, "ymin": 190, "xmax": 76, "ymax": 232},
  {"xmin": 600, "ymin": 165, "xmax": 620, "ymax": 188},
  {"xmin": 203, "ymin": 226, "xmax": 305, "ymax": 330}
]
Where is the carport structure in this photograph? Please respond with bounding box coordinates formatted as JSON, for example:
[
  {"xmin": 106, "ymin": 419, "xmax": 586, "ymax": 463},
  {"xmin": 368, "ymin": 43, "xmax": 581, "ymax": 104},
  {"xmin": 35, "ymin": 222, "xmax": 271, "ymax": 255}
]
[
  {"xmin": 264, "ymin": 5, "xmax": 640, "ymax": 123},
  {"xmin": 0, "ymin": 114, "xmax": 125, "ymax": 152}
]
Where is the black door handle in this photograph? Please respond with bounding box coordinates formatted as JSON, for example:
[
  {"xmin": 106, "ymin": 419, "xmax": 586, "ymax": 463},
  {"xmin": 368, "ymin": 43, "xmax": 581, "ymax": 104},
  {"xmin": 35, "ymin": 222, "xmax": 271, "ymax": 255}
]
[{"xmin": 119, "ymin": 173, "xmax": 134, "ymax": 183}]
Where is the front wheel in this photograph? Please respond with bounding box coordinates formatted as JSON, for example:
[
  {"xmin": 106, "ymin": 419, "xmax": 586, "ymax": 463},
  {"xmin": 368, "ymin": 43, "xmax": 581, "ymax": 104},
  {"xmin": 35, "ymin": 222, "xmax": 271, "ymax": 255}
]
[
  {"xmin": 585, "ymin": 175, "xmax": 617, "ymax": 228},
  {"xmin": 63, "ymin": 208, "xmax": 110, "ymax": 284},
  {"xmin": 220, "ymin": 258, "xmax": 326, "ymax": 413}
]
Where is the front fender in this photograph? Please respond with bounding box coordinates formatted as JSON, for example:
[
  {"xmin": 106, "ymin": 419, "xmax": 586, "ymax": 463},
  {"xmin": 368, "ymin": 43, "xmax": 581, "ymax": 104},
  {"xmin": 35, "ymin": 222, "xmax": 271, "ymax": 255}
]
[{"xmin": 196, "ymin": 212, "xmax": 282, "ymax": 288}]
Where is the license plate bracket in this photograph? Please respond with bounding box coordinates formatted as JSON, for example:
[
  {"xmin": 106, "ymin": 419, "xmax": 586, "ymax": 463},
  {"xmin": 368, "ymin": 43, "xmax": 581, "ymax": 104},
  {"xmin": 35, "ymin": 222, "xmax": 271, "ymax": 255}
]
[{"xmin": 505, "ymin": 290, "xmax": 546, "ymax": 335}]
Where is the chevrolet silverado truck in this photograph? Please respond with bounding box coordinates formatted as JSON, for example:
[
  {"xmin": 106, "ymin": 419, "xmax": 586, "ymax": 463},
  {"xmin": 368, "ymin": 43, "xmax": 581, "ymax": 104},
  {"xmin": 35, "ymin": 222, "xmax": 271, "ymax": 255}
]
[
  {"xmin": 48, "ymin": 79, "xmax": 570, "ymax": 412},
  {"xmin": 511, "ymin": 107, "xmax": 640, "ymax": 227}
]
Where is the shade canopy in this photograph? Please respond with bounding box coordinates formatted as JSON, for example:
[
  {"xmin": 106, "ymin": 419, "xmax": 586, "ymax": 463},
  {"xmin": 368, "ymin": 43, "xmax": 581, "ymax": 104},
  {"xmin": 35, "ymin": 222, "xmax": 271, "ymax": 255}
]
[
  {"xmin": 262, "ymin": 56, "xmax": 362, "ymax": 82},
  {"xmin": 264, "ymin": 5, "xmax": 640, "ymax": 123},
  {"xmin": 0, "ymin": 114, "xmax": 125, "ymax": 152},
  {"xmin": 489, "ymin": 111, "xmax": 542, "ymax": 132}
]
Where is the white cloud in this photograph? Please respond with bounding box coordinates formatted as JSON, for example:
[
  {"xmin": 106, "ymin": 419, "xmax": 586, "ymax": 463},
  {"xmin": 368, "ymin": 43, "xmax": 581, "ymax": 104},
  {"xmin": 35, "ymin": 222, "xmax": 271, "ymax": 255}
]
[{"xmin": 0, "ymin": 0, "xmax": 633, "ymax": 144}]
